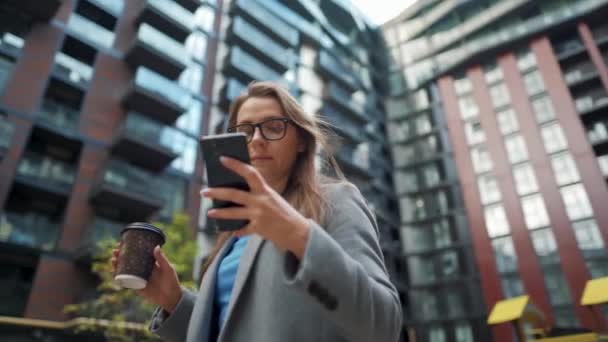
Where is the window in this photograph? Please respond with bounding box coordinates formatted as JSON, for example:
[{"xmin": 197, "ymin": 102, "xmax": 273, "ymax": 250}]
[
  {"xmin": 517, "ymin": 49, "xmax": 537, "ymax": 71},
  {"xmin": 560, "ymin": 184, "xmax": 593, "ymax": 220},
  {"xmin": 521, "ymin": 194, "xmax": 550, "ymax": 229},
  {"xmin": 0, "ymin": 56, "xmax": 14, "ymax": 95},
  {"xmin": 532, "ymin": 96, "xmax": 556, "ymax": 124},
  {"xmin": 471, "ymin": 146, "xmax": 493, "ymax": 173},
  {"xmin": 388, "ymin": 120, "xmax": 411, "ymax": 142},
  {"xmin": 513, "ymin": 163, "xmax": 539, "ymax": 195},
  {"xmin": 478, "ymin": 174, "xmax": 501, "ymax": 204},
  {"xmin": 440, "ymin": 250, "xmax": 459, "ymax": 279},
  {"xmin": 394, "ymin": 170, "xmax": 418, "ymax": 194},
  {"xmin": 458, "ymin": 96, "xmax": 479, "ymax": 120},
  {"xmin": 454, "ymin": 76, "xmax": 472, "ymax": 96},
  {"xmin": 485, "ymin": 204, "xmax": 510, "ymax": 237},
  {"xmin": 402, "ymin": 226, "xmax": 433, "ymax": 253},
  {"xmin": 455, "ymin": 322, "xmax": 474, "ymax": 342},
  {"xmin": 429, "ymin": 326, "xmax": 447, "ymax": 342},
  {"xmin": 489, "ymin": 83, "xmax": 511, "ymax": 108},
  {"xmin": 423, "ymin": 163, "xmax": 441, "ymax": 187},
  {"xmin": 485, "ymin": 63, "xmax": 503, "ymax": 84},
  {"xmin": 541, "ymin": 123, "xmax": 568, "ymax": 154},
  {"xmin": 492, "ymin": 236, "xmax": 518, "ymax": 272},
  {"xmin": 415, "ymin": 114, "xmax": 432, "ymax": 135},
  {"xmin": 392, "ymin": 144, "xmax": 415, "ymax": 168},
  {"xmin": 505, "ymin": 135, "xmax": 528, "ymax": 164},
  {"xmin": 408, "ymin": 256, "xmax": 436, "ymax": 285},
  {"xmin": 572, "ymin": 219, "xmax": 605, "ymax": 257},
  {"xmin": 523, "ymin": 70, "xmax": 545, "ymax": 96},
  {"xmin": 551, "ymin": 152, "xmax": 580, "ymax": 186},
  {"xmin": 597, "ymin": 155, "xmax": 608, "ymax": 176},
  {"xmin": 433, "ymin": 219, "xmax": 452, "ymax": 248},
  {"xmin": 399, "ymin": 195, "xmax": 426, "ymax": 222},
  {"xmin": 410, "ymin": 290, "xmax": 438, "ymax": 320},
  {"xmin": 298, "ymin": 67, "xmax": 323, "ymax": 97},
  {"xmin": 446, "ymin": 291, "xmax": 465, "ymax": 318},
  {"xmin": 464, "ymin": 119, "xmax": 485, "ymax": 145},
  {"xmin": 496, "ymin": 108, "xmax": 519, "ymax": 135},
  {"xmin": 501, "ymin": 274, "xmax": 524, "ymax": 298},
  {"xmin": 531, "ymin": 228, "xmax": 559, "ymax": 265},
  {"xmin": 418, "ymin": 135, "xmax": 439, "ymax": 158},
  {"xmin": 544, "ymin": 268, "xmax": 572, "ymax": 306}
]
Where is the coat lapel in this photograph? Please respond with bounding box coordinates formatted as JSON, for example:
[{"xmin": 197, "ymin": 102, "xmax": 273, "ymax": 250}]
[
  {"xmin": 187, "ymin": 236, "xmax": 236, "ymax": 342},
  {"xmin": 217, "ymin": 234, "xmax": 265, "ymax": 340}
]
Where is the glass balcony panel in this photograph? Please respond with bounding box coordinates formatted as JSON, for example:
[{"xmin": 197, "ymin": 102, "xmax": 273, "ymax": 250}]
[
  {"xmin": 39, "ymin": 99, "xmax": 80, "ymax": 134},
  {"xmin": 17, "ymin": 153, "xmax": 76, "ymax": 190},
  {"xmin": 233, "ymin": 0, "xmax": 298, "ymax": 46},
  {"xmin": 0, "ymin": 115, "xmax": 14, "ymax": 151},
  {"xmin": 67, "ymin": 13, "xmax": 114, "ymax": 49},
  {"xmin": 148, "ymin": 0, "xmax": 194, "ymax": 31},
  {"xmin": 54, "ymin": 52, "xmax": 93, "ymax": 86},
  {"xmin": 318, "ymin": 51, "xmax": 358, "ymax": 90},
  {"xmin": 0, "ymin": 211, "xmax": 61, "ymax": 251},
  {"xmin": 134, "ymin": 67, "xmax": 192, "ymax": 109},
  {"xmin": 138, "ymin": 23, "xmax": 188, "ymax": 67},
  {"xmin": 122, "ymin": 112, "xmax": 183, "ymax": 155},
  {"xmin": 227, "ymin": 46, "xmax": 283, "ymax": 82},
  {"xmin": 88, "ymin": 0, "xmax": 125, "ymax": 16},
  {"xmin": 102, "ymin": 159, "xmax": 164, "ymax": 203}
]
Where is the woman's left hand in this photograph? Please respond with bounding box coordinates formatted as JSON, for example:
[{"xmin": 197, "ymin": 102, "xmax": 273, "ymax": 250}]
[{"xmin": 203, "ymin": 156, "xmax": 310, "ymax": 259}]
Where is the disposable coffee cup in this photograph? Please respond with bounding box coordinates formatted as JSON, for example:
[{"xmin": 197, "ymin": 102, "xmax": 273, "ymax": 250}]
[{"xmin": 114, "ymin": 222, "xmax": 165, "ymax": 290}]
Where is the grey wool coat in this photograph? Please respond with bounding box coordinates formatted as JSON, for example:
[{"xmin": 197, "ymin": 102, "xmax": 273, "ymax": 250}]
[{"xmin": 149, "ymin": 182, "xmax": 403, "ymax": 342}]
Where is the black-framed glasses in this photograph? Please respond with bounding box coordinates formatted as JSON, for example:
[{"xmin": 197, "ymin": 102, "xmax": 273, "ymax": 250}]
[{"xmin": 227, "ymin": 118, "xmax": 292, "ymax": 143}]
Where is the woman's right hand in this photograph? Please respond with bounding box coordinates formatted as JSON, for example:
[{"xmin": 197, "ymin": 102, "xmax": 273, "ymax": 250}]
[{"xmin": 111, "ymin": 244, "xmax": 183, "ymax": 314}]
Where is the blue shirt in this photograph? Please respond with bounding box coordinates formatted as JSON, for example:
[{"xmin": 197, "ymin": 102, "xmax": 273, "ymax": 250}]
[{"xmin": 215, "ymin": 236, "xmax": 250, "ymax": 330}]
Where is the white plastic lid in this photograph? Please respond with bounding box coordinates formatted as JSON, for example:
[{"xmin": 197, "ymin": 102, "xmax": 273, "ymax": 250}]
[{"xmin": 114, "ymin": 274, "xmax": 147, "ymax": 290}]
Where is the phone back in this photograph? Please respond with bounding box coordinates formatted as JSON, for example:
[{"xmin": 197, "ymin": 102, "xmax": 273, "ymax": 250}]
[{"xmin": 200, "ymin": 133, "xmax": 250, "ymax": 231}]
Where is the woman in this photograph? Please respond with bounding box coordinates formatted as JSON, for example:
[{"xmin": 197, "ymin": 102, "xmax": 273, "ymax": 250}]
[{"xmin": 112, "ymin": 81, "xmax": 402, "ymax": 342}]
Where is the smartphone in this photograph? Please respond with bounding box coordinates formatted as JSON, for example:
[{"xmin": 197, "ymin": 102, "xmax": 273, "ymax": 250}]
[{"xmin": 200, "ymin": 132, "xmax": 250, "ymax": 231}]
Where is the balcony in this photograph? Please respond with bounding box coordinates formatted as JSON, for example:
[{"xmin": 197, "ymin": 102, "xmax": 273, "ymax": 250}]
[
  {"xmin": 592, "ymin": 23, "xmax": 608, "ymax": 47},
  {"xmin": 15, "ymin": 152, "xmax": 76, "ymax": 197},
  {"xmin": 111, "ymin": 112, "xmax": 180, "ymax": 172},
  {"xmin": 334, "ymin": 148, "xmax": 372, "ymax": 180},
  {"xmin": 0, "ymin": 211, "xmax": 61, "ymax": 251},
  {"xmin": 227, "ymin": 16, "xmax": 295, "ymax": 73},
  {"xmin": 86, "ymin": 0, "xmax": 125, "ymax": 17},
  {"xmin": 232, "ymin": 0, "xmax": 298, "ymax": 46},
  {"xmin": 587, "ymin": 121, "xmax": 608, "ymax": 155},
  {"xmin": 575, "ymin": 89, "xmax": 608, "ymax": 117},
  {"xmin": 0, "ymin": 0, "xmax": 61, "ymax": 36},
  {"xmin": 37, "ymin": 99, "xmax": 81, "ymax": 138},
  {"xmin": 76, "ymin": 216, "xmax": 124, "ymax": 261},
  {"xmin": 563, "ymin": 62, "xmax": 600, "ymax": 89},
  {"xmin": 125, "ymin": 23, "xmax": 188, "ymax": 80},
  {"xmin": 323, "ymin": 82, "xmax": 366, "ymax": 123},
  {"xmin": 316, "ymin": 51, "xmax": 359, "ymax": 92},
  {"xmin": 66, "ymin": 13, "xmax": 115, "ymax": 49},
  {"xmin": 219, "ymin": 78, "xmax": 247, "ymax": 109},
  {"xmin": 52, "ymin": 52, "xmax": 94, "ymax": 89},
  {"xmin": 223, "ymin": 46, "xmax": 283, "ymax": 84},
  {"xmin": 0, "ymin": 115, "xmax": 14, "ymax": 159},
  {"xmin": 136, "ymin": 0, "xmax": 194, "ymax": 43},
  {"xmin": 122, "ymin": 67, "xmax": 190, "ymax": 125},
  {"xmin": 321, "ymin": 103, "xmax": 363, "ymax": 143},
  {"xmin": 90, "ymin": 159, "xmax": 164, "ymax": 221}
]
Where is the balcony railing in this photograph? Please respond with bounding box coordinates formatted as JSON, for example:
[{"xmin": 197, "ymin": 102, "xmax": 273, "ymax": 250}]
[
  {"xmin": 87, "ymin": 0, "xmax": 125, "ymax": 17},
  {"xmin": 317, "ymin": 51, "xmax": 358, "ymax": 91},
  {"xmin": 112, "ymin": 112, "xmax": 181, "ymax": 171},
  {"xmin": 38, "ymin": 99, "xmax": 80, "ymax": 134},
  {"xmin": 575, "ymin": 89, "xmax": 608, "ymax": 114},
  {"xmin": 324, "ymin": 82, "xmax": 366, "ymax": 123},
  {"xmin": 0, "ymin": 115, "xmax": 15, "ymax": 153},
  {"xmin": 123, "ymin": 67, "xmax": 190, "ymax": 124},
  {"xmin": 233, "ymin": 0, "xmax": 298, "ymax": 46},
  {"xmin": 0, "ymin": 211, "xmax": 61, "ymax": 251},
  {"xmin": 126, "ymin": 23, "xmax": 188, "ymax": 79},
  {"xmin": 138, "ymin": 0, "xmax": 194, "ymax": 42},
  {"xmin": 229, "ymin": 16, "xmax": 295, "ymax": 72},
  {"xmin": 321, "ymin": 104, "xmax": 363, "ymax": 143},
  {"xmin": 67, "ymin": 13, "xmax": 114, "ymax": 49},
  {"xmin": 77, "ymin": 216, "xmax": 124, "ymax": 258},
  {"xmin": 53, "ymin": 52, "xmax": 93, "ymax": 87},
  {"xmin": 91, "ymin": 159, "xmax": 164, "ymax": 221},
  {"xmin": 225, "ymin": 46, "xmax": 283, "ymax": 83},
  {"xmin": 16, "ymin": 152, "xmax": 76, "ymax": 192},
  {"xmin": 564, "ymin": 62, "xmax": 599, "ymax": 85}
]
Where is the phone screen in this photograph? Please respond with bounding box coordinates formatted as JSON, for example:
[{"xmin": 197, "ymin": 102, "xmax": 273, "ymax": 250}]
[{"xmin": 200, "ymin": 132, "xmax": 250, "ymax": 231}]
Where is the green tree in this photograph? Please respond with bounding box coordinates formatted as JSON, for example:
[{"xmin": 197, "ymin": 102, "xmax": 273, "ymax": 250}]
[{"xmin": 64, "ymin": 213, "xmax": 198, "ymax": 342}]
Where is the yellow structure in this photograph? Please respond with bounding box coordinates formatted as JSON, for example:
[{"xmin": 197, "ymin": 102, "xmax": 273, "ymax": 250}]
[{"xmin": 581, "ymin": 276, "xmax": 608, "ymax": 306}]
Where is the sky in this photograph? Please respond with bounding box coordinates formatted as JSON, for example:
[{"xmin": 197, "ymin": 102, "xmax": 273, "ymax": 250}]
[{"xmin": 351, "ymin": 0, "xmax": 418, "ymax": 26}]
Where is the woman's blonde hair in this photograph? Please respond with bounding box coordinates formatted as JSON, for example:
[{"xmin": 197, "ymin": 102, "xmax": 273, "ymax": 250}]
[{"xmin": 199, "ymin": 81, "xmax": 343, "ymax": 278}]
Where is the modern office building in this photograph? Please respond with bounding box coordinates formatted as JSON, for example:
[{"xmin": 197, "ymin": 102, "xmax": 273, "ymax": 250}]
[
  {"xmin": 383, "ymin": 0, "xmax": 608, "ymax": 341},
  {"xmin": 198, "ymin": 0, "xmax": 404, "ymax": 327},
  {"xmin": 0, "ymin": 0, "xmax": 221, "ymax": 338}
]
